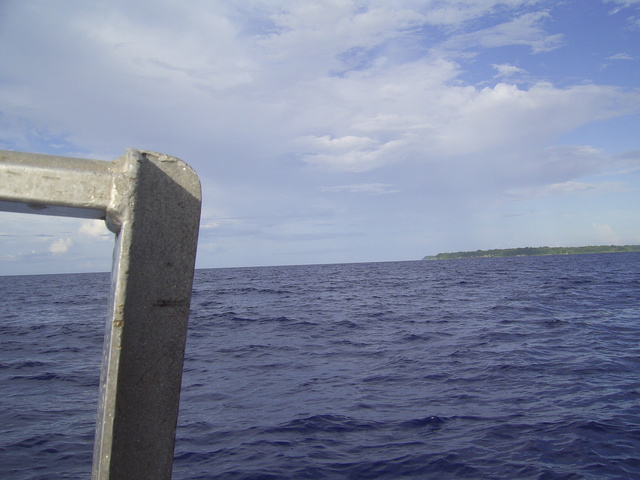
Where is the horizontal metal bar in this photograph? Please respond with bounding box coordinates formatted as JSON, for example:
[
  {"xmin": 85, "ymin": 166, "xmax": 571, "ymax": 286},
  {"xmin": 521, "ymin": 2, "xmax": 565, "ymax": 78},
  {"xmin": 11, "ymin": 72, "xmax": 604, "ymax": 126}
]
[{"xmin": 0, "ymin": 149, "xmax": 115, "ymax": 223}]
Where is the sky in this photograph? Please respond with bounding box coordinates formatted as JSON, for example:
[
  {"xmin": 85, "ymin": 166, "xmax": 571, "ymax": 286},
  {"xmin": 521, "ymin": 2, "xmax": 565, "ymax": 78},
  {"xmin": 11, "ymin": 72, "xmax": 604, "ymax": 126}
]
[{"xmin": 1, "ymin": 0, "xmax": 639, "ymax": 275}]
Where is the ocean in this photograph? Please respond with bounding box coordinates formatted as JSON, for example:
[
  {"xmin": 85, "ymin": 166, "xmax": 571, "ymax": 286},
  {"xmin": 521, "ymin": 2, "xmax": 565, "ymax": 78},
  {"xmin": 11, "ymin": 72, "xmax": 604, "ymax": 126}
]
[{"xmin": 1, "ymin": 253, "xmax": 639, "ymax": 479}]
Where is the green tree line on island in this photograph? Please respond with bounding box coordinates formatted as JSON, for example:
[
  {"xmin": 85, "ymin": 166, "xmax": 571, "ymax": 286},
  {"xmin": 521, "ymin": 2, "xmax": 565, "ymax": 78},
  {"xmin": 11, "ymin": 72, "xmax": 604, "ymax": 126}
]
[{"xmin": 423, "ymin": 245, "xmax": 640, "ymax": 260}]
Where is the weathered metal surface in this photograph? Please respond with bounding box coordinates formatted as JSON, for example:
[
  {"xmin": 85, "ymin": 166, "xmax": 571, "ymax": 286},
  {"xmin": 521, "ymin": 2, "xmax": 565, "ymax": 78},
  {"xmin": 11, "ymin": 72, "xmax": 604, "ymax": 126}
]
[
  {"xmin": 0, "ymin": 150, "xmax": 113, "ymax": 222},
  {"xmin": 0, "ymin": 148, "xmax": 202, "ymax": 480}
]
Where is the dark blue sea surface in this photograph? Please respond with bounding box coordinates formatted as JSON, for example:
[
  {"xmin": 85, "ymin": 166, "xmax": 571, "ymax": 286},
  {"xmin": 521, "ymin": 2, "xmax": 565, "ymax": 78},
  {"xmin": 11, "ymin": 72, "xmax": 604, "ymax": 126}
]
[{"xmin": 1, "ymin": 253, "xmax": 640, "ymax": 479}]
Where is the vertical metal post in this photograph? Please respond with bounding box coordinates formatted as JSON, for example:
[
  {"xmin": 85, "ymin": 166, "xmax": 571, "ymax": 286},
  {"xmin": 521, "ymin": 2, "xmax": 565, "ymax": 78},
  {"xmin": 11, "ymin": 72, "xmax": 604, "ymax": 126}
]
[{"xmin": 0, "ymin": 148, "xmax": 202, "ymax": 480}]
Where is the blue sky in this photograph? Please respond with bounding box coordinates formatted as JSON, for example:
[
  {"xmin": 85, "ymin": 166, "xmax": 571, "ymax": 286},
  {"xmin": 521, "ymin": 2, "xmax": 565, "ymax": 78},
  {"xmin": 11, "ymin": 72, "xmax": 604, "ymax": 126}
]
[{"xmin": 1, "ymin": 0, "xmax": 639, "ymax": 275}]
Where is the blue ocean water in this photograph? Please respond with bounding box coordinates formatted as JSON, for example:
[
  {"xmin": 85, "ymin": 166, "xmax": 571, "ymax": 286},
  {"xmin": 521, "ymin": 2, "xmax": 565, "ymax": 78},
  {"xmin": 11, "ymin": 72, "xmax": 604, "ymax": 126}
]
[{"xmin": 1, "ymin": 253, "xmax": 640, "ymax": 479}]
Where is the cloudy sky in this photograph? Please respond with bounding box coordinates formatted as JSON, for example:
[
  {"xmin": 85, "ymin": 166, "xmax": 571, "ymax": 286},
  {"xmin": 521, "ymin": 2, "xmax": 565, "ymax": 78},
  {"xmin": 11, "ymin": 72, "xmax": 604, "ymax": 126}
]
[{"xmin": 1, "ymin": 0, "xmax": 639, "ymax": 275}]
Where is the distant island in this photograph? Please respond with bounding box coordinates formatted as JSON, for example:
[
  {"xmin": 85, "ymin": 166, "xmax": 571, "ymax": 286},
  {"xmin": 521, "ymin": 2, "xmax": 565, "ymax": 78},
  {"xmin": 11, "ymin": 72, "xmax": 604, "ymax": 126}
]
[{"xmin": 423, "ymin": 245, "xmax": 640, "ymax": 260}]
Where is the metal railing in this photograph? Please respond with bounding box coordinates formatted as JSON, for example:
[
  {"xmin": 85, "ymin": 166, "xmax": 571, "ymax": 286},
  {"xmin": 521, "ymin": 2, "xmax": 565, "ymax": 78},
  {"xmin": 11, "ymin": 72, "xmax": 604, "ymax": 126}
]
[{"xmin": 0, "ymin": 148, "xmax": 202, "ymax": 479}]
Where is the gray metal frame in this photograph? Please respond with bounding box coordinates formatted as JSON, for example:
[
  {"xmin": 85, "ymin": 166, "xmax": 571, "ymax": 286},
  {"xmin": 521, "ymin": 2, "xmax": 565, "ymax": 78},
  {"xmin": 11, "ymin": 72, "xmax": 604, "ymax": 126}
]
[{"xmin": 0, "ymin": 148, "xmax": 202, "ymax": 479}]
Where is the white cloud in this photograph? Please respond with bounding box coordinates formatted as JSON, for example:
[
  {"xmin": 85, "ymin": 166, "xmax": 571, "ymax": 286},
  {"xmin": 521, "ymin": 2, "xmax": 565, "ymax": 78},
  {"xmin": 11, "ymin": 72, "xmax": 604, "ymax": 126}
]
[
  {"xmin": 509, "ymin": 181, "xmax": 625, "ymax": 199},
  {"xmin": 1, "ymin": 1, "xmax": 640, "ymax": 272},
  {"xmin": 429, "ymin": 83, "xmax": 640, "ymax": 156},
  {"xmin": 2, "ymin": 2, "xmax": 636, "ymax": 170},
  {"xmin": 296, "ymin": 135, "xmax": 406, "ymax": 172},
  {"xmin": 510, "ymin": 145, "xmax": 608, "ymax": 186},
  {"xmin": 605, "ymin": 0, "xmax": 640, "ymax": 25},
  {"xmin": 607, "ymin": 52, "xmax": 636, "ymax": 60},
  {"xmin": 443, "ymin": 11, "xmax": 565, "ymax": 54},
  {"xmin": 79, "ymin": 3, "xmax": 255, "ymax": 91},
  {"xmin": 0, "ymin": 250, "xmax": 39, "ymax": 263},
  {"xmin": 417, "ymin": 0, "xmax": 538, "ymax": 26},
  {"xmin": 319, "ymin": 183, "xmax": 401, "ymax": 194},
  {"xmin": 593, "ymin": 223, "xmax": 622, "ymax": 244},
  {"xmin": 492, "ymin": 63, "xmax": 527, "ymax": 78},
  {"xmin": 79, "ymin": 220, "xmax": 111, "ymax": 239},
  {"xmin": 605, "ymin": 0, "xmax": 640, "ymax": 9},
  {"xmin": 258, "ymin": 2, "xmax": 427, "ymax": 65},
  {"xmin": 49, "ymin": 237, "xmax": 73, "ymax": 255}
]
